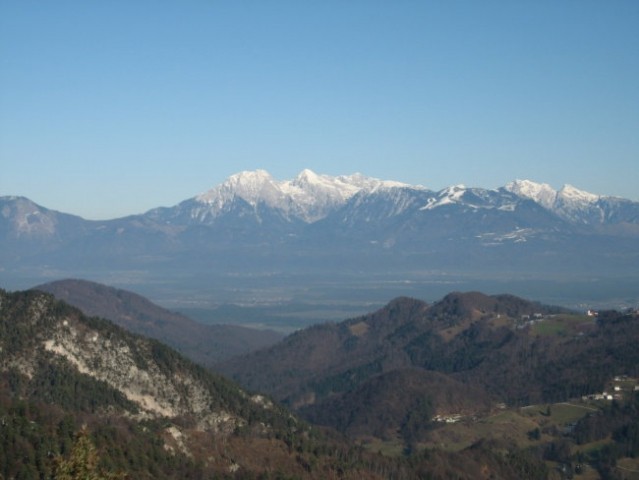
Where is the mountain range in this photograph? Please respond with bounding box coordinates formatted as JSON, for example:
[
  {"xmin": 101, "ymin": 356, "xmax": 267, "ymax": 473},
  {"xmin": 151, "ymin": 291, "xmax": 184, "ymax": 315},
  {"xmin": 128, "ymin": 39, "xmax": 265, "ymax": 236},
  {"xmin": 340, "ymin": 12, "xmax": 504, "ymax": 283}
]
[
  {"xmin": 3, "ymin": 169, "xmax": 639, "ymax": 311},
  {"xmin": 2, "ymin": 286, "xmax": 571, "ymax": 479}
]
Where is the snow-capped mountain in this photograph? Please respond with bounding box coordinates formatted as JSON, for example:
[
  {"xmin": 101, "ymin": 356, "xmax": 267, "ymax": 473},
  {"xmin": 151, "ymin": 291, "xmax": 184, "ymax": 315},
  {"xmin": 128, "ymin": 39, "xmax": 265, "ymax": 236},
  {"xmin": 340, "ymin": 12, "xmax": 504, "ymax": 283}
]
[
  {"xmin": 3, "ymin": 171, "xmax": 638, "ymax": 235},
  {"xmin": 504, "ymin": 180, "xmax": 558, "ymax": 210},
  {"xmin": 2, "ymin": 170, "xmax": 638, "ymax": 300},
  {"xmin": 147, "ymin": 169, "xmax": 636, "ymax": 228},
  {"xmin": 503, "ymin": 179, "xmax": 639, "ymax": 225},
  {"xmin": 195, "ymin": 168, "xmax": 414, "ymax": 223},
  {"xmin": 149, "ymin": 169, "xmax": 416, "ymax": 225}
]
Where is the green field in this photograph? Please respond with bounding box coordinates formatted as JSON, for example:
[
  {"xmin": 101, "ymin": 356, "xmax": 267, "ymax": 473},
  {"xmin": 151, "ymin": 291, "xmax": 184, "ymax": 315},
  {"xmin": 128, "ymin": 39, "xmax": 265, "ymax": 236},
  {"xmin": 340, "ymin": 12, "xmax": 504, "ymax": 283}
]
[{"xmin": 530, "ymin": 314, "xmax": 594, "ymax": 337}]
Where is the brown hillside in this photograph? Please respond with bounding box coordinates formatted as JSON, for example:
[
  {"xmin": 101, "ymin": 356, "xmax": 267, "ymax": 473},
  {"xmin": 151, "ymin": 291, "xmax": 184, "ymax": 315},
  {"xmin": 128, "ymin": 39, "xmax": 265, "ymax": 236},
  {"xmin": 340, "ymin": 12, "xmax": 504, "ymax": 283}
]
[
  {"xmin": 34, "ymin": 278, "xmax": 283, "ymax": 366},
  {"xmin": 300, "ymin": 368, "xmax": 493, "ymax": 440},
  {"xmin": 222, "ymin": 291, "xmax": 639, "ymax": 443}
]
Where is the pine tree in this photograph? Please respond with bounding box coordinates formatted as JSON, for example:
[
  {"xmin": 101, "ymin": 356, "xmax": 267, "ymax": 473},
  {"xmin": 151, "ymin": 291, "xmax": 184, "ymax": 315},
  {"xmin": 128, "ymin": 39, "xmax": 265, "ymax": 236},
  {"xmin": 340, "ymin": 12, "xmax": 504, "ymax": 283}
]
[{"xmin": 54, "ymin": 428, "xmax": 124, "ymax": 480}]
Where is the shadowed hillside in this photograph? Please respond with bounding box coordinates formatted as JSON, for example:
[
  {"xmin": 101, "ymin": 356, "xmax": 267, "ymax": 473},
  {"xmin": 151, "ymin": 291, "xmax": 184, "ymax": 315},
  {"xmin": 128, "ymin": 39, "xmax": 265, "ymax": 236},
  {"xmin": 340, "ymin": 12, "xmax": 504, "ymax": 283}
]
[
  {"xmin": 0, "ymin": 287, "xmax": 559, "ymax": 479},
  {"xmin": 34, "ymin": 278, "xmax": 283, "ymax": 366},
  {"xmin": 222, "ymin": 292, "xmax": 639, "ymax": 445}
]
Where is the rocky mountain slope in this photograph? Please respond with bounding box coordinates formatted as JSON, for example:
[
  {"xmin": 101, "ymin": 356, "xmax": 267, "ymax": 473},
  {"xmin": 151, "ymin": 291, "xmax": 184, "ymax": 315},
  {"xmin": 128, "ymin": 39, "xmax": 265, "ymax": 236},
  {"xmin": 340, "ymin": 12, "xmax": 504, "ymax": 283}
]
[
  {"xmin": 33, "ymin": 278, "xmax": 283, "ymax": 366},
  {"xmin": 0, "ymin": 288, "xmax": 381, "ymax": 478},
  {"xmin": 0, "ymin": 287, "xmax": 556, "ymax": 479},
  {"xmin": 0, "ymin": 288, "xmax": 296, "ymax": 429}
]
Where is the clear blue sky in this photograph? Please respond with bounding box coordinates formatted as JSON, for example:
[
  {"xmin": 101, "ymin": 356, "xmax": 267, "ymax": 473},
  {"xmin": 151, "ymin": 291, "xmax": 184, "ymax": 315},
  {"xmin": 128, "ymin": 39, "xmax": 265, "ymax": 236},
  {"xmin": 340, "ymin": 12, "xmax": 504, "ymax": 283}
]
[{"xmin": 2, "ymin": 1, "xmax": 638, "ymax": 219}]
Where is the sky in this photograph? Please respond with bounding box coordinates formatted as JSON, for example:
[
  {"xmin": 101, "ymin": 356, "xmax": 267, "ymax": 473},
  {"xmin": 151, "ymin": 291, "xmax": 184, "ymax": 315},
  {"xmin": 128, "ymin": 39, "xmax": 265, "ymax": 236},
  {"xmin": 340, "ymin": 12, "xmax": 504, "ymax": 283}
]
[{"xmin": 1, "ymin": 1, "xmax": 638, "ymax": 220}]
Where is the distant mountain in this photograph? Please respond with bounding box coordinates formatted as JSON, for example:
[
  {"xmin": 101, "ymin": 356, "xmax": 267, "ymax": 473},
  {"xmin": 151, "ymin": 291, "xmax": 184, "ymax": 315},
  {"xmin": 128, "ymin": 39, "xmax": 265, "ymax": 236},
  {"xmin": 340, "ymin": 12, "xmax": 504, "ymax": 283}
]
[
  {"xmin": 505, "ymin": 179, "xmax": 639, "ymax": 227},
  {"xmin": 147, "ymin": 169, "xmax": 412, "ymax": 225},
  {"xmin": 33, "ymin": 279, "xmax": 283, "ymax": 366},
  {"xmin": 2, "ymin": 170, "xmax": 639, "ymax": 307},
  {"xmin": 221, "ymin": 292, "xmax": 639, "ymax": 442}
]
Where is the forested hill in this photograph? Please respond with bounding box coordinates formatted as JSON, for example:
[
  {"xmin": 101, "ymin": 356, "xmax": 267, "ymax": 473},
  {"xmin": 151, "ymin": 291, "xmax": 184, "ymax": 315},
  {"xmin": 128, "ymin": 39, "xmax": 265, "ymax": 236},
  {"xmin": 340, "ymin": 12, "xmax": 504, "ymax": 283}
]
[
  {"xmin": 0, "ymin": 288, "xmax": 370, "ymax": 479},
  {"xmin": 1, "ymin": 288, "xmax": 560, "ymax": 479},
  {"xmin": 222, "ymin": 292, "xmax": 639, "ymax": 440}
]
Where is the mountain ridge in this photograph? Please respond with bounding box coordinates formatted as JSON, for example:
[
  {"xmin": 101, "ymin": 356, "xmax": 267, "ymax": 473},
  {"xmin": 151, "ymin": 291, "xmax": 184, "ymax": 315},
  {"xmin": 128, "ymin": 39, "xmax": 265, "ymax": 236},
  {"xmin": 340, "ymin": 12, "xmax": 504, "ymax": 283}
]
[
  {"xmin": 221, "ymin": 291, "xmax": 639, "ymax": 443},
  {"xmin": 3, "ymin": 169, "xmax": 639, "ymax": 312},
  {"xmin": 4, "ymin": 169, "xmax": 637, "ymax": 234},
  {"xmin": 33, "ymin": 279, "xmax": 283, "ymax": 366},
  {"xmin": 4, "ymin": 170, "xmax": 636, "ymax": 224}
]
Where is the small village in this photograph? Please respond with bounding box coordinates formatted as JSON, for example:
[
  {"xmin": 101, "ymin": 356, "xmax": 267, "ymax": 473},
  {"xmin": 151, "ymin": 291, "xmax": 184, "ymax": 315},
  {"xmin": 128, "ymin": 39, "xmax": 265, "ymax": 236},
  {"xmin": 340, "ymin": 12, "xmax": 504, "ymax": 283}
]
[
  {"xmin": 582, "ymin": 375, "xmax": 639, "ymax": 402},
  {"xmin": 515, "ymin": 312, "xmax": 553, "ymax": 329}
]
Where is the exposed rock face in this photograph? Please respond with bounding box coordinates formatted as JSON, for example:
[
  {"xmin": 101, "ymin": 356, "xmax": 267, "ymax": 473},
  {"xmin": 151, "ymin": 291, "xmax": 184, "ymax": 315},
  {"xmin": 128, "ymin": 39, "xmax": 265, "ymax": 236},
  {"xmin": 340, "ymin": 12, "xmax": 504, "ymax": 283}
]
[{"xmin": 0, "ymin": 289, "xmax": 281, "ymax": 436}]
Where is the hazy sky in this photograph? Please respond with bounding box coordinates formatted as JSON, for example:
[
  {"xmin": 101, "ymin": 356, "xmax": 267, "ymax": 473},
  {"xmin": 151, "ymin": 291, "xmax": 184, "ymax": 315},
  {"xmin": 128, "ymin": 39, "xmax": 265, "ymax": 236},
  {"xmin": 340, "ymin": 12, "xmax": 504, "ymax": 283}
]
[{"xmin": 2, "ymin": 1, "xmax": 638, "ymax": 219}]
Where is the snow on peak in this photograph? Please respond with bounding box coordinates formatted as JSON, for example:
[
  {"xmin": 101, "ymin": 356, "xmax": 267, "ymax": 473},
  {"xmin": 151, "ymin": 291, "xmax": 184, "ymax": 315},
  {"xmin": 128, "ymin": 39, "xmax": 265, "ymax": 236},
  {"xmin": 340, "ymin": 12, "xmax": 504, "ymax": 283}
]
[
  {"xmin": 504, "ymin": 179, "xmax": 604, "ymax": 223},
  {"xmin": 336, "ymin": 173, "xmax": 413, "ymax": 192},
  {"xmin": 197, "ymin": 169, "xmax": 283, "ymax": 208},
  {"xmin": 294, "ymin": 168, "xmax": 322, "ymax": 185},
  {"xmin": 444, "ymin": 184, "xmax": 467, "ymax": 196},
  {"xmin": 558, "ymin": 184, "xmax": 599, "ymax": 203},
  {"xmin": 504, "ymin": 179, "xmax": 557, "ymax": 209},
  {"xmin": 421, "ymin": 184, "xmax": 467, "ymax": 210},
  {"xmin": 189, "ymin": 170, "xmax": 611, "ymax": 225},
  {"xmin": 193, "ymin": 169, "xmax": 413, "ymax": 223},
  {"xmin": 505, "ymin": 179, "xmax": 600, "ymax": 209},
  {"xmin": 288, "ymin": 169, "xmax": 360, "ymax": 201}
]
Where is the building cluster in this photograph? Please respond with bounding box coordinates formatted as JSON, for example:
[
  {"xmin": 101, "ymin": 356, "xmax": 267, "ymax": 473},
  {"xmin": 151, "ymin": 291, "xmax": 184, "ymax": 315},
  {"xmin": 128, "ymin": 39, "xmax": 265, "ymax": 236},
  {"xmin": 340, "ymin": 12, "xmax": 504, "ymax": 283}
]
[
  {"xmin": 515, "ymin": 313, "xmax": 549, "ymax": 329},
  {"xmin": 432, "ymin": 414, "xmax": 463, "ymax": 424},
  {"xmin": 582, "ymin": 376, "xmax": 638, "ymax": 402}
]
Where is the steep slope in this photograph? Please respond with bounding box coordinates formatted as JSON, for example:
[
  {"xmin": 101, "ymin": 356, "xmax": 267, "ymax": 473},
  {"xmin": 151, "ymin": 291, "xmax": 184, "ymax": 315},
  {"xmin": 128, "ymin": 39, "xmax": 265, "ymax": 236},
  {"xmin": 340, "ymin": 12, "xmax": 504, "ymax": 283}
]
[
  {"xmin": 33, "ymin": 279, "xmax": 283, "ymax": 366},
  {"xmin": 221, "ymin": 296, "xmax": 432, "ymax": 403},
  {"xmin": 0, "ymin": 288, "xmax": 554, "ymax": 479},
  {"xmin": 0, "ymin": 288, "xmax": 390, "ymax": 479},
  {"xmin": 0, "ymin": 289, "xmax": 293, "ymax": 427}
]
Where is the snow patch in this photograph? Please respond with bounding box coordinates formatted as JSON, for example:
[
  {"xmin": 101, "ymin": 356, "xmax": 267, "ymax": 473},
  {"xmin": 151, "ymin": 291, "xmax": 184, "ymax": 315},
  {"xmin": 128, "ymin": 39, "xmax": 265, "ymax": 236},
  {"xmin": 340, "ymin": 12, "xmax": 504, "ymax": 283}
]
[
  {"xmin": 504, "ymin": 179, "xmax": 557, "ymax": 209},
  {"xmin": 421, "ymin": 185, "xmax": 467, "ymax": 210},
  {"xmin": 558, "ymin": 184, "xmax": 599, "ymax": 204}
]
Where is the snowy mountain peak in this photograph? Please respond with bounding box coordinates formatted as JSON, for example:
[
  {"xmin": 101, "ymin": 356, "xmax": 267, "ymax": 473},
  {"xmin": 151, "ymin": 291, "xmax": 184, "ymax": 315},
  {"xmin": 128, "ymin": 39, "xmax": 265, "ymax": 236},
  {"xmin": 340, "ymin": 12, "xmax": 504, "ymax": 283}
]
[
  {"xmin": 504, "ymin": 179, "xmax": 601, "ymax": 208},
  {"xmin": 191, "ymin": 169, "xmax": 415, "ymax": 223},
  {"xmin": 421, "ymin": 184, "xmax": 467, "ymax": 210},
  {"xmin": 294, "ymin": 168, "xmax": 322, "ymax": 184},
  {"xmin": 504, "ymin": 180, "xmax": 607, "ymax": 223},
  {"xmin": 176, "ymin": 171, "xmax": 620, "ymax": 226},
  {"xmin": 558, "ymin": 184, "xmax": 599, "ymax": 203},
  {"xmin": 504, "ymin": 179, "xmax": 557, "ymax": 209},
  {"xmin": 196, "ymin": 169, "xmax": 282, "ymax": 208},
  {"xmin": 229, "ymin": 169, "xmax": 274, "ymax": 185},
  {"xmin": 288, "ymin": 169, "xmax": 359, "ymax": 200}
]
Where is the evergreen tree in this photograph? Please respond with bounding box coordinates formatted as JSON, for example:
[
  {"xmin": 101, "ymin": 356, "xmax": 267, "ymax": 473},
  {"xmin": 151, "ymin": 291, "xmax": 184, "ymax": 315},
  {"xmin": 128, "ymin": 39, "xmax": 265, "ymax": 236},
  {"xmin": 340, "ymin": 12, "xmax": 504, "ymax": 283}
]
[{"xmin": 54, "ymin": 428, "xmax": 124, "ymax": 480}]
